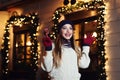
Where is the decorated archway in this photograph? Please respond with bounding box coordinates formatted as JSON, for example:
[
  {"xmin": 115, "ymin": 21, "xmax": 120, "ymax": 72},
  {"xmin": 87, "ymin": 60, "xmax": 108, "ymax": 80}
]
[
  {"xmin": 50, "ymin": 0, "xmax": 107, "ymax": 80},
  {"xmin": 1, "ymin": 13, "xmax": 39, "ymax": 79}
]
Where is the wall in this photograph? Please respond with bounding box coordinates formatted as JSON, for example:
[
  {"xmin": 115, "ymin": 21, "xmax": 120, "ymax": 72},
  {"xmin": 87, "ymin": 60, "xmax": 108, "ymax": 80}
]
[
  {"xmin": 0, "ymin": 11, "xmax": 9, "ymax": 76},
  {"xmin": 0, "ymin": 11, "xmax": 9, "ymax": 49},
  {"xmin": 105, "ymin": 0, "xmax": 120, "ymax": 80}
]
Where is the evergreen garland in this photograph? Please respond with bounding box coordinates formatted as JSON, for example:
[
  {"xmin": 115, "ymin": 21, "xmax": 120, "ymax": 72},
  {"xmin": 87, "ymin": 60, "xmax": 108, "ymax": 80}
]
[
  {"xmin": 51, "ymin": 0, "xmax": 107, "ymax": 80},
  {"xmin": 1, "ymin": 13, "xmax": 39, "ymax": 79}
]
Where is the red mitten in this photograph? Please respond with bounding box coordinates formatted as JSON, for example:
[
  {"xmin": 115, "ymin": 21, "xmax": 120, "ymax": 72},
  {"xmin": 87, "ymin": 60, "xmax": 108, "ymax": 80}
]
[
  {"xmin": 42, "ymin": 27, "xmax": 52, "ymax": 51},
  {"xmin": 83, "ymin": 33, "xmax": 96, "ymax": 46},
  {"xmin": 42, "ymin": 36, "xmax": 52, "ymax": 51}
]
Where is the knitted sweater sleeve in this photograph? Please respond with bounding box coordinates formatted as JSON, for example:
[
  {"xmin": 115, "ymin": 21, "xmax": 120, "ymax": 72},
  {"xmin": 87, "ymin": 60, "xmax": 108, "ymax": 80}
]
[
  {"xmin": 41, "ymin": 43, "xmax": 54, "ymax": 72},
  {"xmin": 79, "ymin": 46, "xmax": 90, "ymax": 68}
]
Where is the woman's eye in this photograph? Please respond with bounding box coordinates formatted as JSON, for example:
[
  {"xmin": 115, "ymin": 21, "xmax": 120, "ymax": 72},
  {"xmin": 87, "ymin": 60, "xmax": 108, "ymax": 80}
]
[
  {"xmin": 62, "ymin": 27, "xmax": 66, "ymax": 29},
  {"xmin": 70, "ymin": 27, "xmax": 73, "ymax": 30},
  {"xmin": 62, "ymin": 26, "xmax": 73, "ymax": 30}
]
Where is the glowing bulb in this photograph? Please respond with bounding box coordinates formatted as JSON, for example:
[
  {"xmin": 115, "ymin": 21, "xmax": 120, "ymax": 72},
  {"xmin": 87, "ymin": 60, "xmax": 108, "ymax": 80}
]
[
  {"xmin": 84, "ymin": 34, "xmax": 87, "ymax": 38},
  {"xmin": 92, "ymin": 32, "xmax": 97, "ymax": 37},
  {"xmin": 26, "ymin": 41, "xmax": 32, "ymax": 46},
  {"xmin": 16, "ymin": 43, "xmax": 18, "ymax": 47}
]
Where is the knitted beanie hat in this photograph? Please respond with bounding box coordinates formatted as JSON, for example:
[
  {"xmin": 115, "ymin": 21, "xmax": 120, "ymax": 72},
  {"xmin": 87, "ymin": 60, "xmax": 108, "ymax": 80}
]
[{"xmin": 58, "ymin": 20, "xmax": 73, "ymax": 33}]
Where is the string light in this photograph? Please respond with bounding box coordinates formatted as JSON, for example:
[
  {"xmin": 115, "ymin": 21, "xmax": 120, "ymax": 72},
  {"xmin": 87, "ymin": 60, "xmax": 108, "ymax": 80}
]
[
  {"xmin": 1, "ymin": 13, "xmax": 39, "ymax": 79},
  {"xmin": 51, "ymin": 0, "xmax": 107, "ymax": 80}
]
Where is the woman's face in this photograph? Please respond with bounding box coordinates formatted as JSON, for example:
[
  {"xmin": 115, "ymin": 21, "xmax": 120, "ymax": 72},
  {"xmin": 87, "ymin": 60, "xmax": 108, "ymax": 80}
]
[{"xmin": 61, "ymin": 24, "xmax": 73, "ymax": 40}]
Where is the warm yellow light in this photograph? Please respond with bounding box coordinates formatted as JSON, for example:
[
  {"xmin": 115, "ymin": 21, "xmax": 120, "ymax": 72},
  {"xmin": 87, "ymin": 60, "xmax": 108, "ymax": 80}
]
[
  {"xmin": 92, "ymin": 32, "xmax": 97, "ymax": 37},
  {"xmin": 26, "ymin": 41, "xmax": 32, "ymax": 46},
  {"xmin": 84, "ymin": 32, "xmax": 97, "ymax": 38},
  {"xmin": 105, "ymin": 61, "xmax": 109, "ymax": 71},
  {"xmin": 16, "ymin": 43, "xmax": 18, "ymax": 47},
  {"xmin": 85, "ymin": 22, "xmax": 88, "ymax": 24},
  {"xmin": 58, "ymin": 14, "xmax": 65, "ymax": 22}
]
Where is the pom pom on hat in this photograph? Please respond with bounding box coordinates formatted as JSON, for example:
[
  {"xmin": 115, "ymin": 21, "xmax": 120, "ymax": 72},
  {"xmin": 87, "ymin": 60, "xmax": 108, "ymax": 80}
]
[{"xmin": 58, "ymin": 20, "xmax": 73, "ymax": 33}]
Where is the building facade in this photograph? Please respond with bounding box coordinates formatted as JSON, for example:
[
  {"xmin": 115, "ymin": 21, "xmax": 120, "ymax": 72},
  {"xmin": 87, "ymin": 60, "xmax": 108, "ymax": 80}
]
[{"xmin": 0, "ymin": 0, "xmax": 120, "ymax": 80}]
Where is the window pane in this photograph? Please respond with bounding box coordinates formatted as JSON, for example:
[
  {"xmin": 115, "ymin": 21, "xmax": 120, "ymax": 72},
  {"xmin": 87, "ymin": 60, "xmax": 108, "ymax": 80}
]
[{"xmin": 16, "ymin": 34, "xmax": 24, "ymax": 47}]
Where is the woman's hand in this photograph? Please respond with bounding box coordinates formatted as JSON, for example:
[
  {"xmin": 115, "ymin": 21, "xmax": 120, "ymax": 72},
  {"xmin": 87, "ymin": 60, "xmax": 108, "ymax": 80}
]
[
  {"xmin": 42, "ymin": 27, "xmax": 52, "ymax": 51},
  {"xmin": 83, "ymin": 33, "xmax": 96, "ymax": 46}
]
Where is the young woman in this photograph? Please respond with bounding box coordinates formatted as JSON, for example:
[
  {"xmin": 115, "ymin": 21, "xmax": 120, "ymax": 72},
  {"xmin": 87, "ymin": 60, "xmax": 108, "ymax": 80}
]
[{"xmin": 41, "ymin": 20, "xmax": 96, "ymax": 80}]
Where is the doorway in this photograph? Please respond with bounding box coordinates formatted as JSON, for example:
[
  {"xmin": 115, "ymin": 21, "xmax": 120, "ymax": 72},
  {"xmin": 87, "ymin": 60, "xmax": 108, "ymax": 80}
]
[
  {"xmin": 1, "ymin": 13, "xmax": 39, "ymax": 80},
  {"xmin": 13, "ymin": 26, "xmax": 32, "ymax": 71}
]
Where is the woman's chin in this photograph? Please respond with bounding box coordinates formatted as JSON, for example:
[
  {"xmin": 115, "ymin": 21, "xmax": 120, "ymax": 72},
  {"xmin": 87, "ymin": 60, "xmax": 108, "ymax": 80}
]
[{"xmin": 64, "ymin": 37, "xmax": 71, "ymax": 40}]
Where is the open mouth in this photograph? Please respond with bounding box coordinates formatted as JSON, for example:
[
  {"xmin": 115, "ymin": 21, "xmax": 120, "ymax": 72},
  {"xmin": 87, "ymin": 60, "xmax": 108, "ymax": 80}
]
[{"xmin": 65, "ymin": 33, "xmax": 72, "ymax": 37}]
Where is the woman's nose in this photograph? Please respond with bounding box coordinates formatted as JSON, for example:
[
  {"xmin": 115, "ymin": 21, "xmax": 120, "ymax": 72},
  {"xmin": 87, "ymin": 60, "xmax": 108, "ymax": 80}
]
[
  {"xmin": 67, "ymin": 29, "xmax": 72, "ymax": 32},
  {"xmin": 66, "ymin": 29, "xmax": 70, "ymax": 32}
]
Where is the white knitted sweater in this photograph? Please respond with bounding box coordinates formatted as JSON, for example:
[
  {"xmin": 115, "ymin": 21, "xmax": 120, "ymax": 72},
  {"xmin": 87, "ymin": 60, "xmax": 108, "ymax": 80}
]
[{"xmin": 41, "ymin": 45, "xmax": 90, "ymax": 80}]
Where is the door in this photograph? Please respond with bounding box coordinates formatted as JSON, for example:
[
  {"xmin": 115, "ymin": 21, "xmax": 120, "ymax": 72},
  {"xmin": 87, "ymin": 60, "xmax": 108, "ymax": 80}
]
[{"xmin": 13, "ymin": 26, "xmax": 32, "ymax": 71}]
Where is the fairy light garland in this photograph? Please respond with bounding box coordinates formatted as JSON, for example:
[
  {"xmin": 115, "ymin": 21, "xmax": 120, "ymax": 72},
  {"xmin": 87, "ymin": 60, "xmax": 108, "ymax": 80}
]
[
  {"xmin": 1, "ymin": 13, "xmax": 39, "ymax": 79},
  {"xmin": 51, "ymin": 0, "xmax": 107, "ymax": 80}
]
